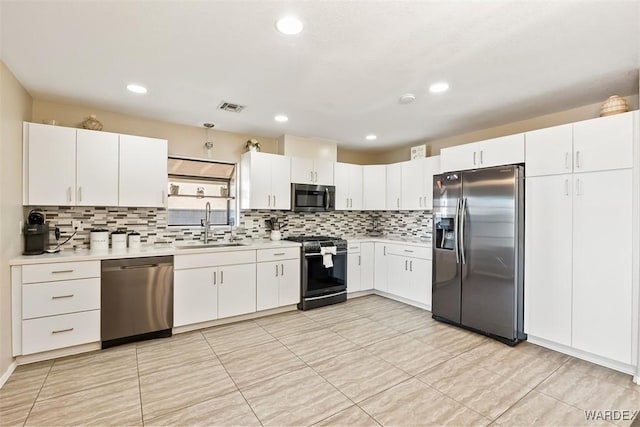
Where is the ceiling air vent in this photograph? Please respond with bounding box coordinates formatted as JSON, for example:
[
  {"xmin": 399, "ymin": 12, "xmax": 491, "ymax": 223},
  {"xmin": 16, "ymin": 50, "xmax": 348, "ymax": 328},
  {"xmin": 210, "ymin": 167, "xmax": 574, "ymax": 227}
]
[{"xmin": 218, "ymin": 101, "xmax": 246, "ymax": 113}]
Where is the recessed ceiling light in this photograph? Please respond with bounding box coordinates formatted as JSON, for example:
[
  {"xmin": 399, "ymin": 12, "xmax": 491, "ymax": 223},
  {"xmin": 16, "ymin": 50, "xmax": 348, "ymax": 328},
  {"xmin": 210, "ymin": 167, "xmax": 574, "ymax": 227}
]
[
  {"xmin": 429, "ymin": 82, "xmax": 449, "ymax": 94},
  {"xmin": 274, "ymin": 115, "xmax": 289, "ymax": 122},
  {"xmin": 126, "ymin": 83, "xmax": 147, "ymax": 94},
  {"xmin": 365, "ymin": 134, "xmax": 377, "ymax": 141},
  {"xmin": 276, "ymin": 16, "xmax": 303, "ymax": 35},
  {"xmin": 399, "ymin": 93, "xmax": 416, "ymax": 104}
]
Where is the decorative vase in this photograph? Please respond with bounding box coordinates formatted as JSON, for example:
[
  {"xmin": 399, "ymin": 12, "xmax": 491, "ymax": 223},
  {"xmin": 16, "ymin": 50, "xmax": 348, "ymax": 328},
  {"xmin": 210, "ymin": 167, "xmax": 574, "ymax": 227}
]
[
  {"xmin": 600, "ymin": 95, "xmax": 628, "ymax": 117},
  {"xmin": 80, "ymin": 115, "xmax": 103, "ymax": 131},
  {"xmin": 270, "ymin": 230, "xmax": 282, "ymax": 241}
]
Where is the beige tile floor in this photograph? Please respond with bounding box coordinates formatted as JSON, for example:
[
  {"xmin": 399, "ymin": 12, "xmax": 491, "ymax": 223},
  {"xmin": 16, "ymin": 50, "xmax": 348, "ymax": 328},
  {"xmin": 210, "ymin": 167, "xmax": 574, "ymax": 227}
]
[{"xmin": 1, "ymin": 294, "xmax": 639, "ymax": 426}]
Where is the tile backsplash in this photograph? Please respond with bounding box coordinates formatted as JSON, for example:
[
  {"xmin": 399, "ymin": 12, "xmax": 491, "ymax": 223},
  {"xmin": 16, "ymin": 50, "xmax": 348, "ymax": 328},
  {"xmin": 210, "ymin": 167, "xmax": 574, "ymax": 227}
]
[{"xmin": 29, "ymin": 206, "xmax": 432, "ymax": 250}]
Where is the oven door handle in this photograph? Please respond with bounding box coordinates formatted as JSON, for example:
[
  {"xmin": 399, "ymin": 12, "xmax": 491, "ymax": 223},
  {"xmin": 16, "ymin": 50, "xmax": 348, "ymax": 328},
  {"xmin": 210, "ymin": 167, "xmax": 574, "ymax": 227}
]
[
  {"xmin": 324, "ymin": 187, "xmax": 330, "ymax": 210},
  {"xmin": 305, "ymin": 251, "xmax": 347, "ymax": 257}
]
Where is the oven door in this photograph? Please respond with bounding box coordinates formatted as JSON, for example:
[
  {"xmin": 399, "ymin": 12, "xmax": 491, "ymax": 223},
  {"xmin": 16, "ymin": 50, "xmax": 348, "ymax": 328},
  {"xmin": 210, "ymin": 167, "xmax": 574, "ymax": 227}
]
[
  {"xmin": 303, "ymin": 251, "xmax": 347, "ymax": 297},
  {"xmin": 292, "ymin": 184, "xmax": 335, "ymax": 212}
]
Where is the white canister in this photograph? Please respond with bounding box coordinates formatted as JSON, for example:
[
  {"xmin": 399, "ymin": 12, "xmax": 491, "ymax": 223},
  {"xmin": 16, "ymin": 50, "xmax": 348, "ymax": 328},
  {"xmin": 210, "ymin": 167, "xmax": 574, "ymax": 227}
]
[
  {"xmin": 111, "ymin": 230, "xmax": 127, "ymax": 250},
  {"xmin": 270, "ymin": 230, "xmax": 282, "ymax": 241},
  {"xmin": 90, "ymin": 229, "xmax": 109, "ymax": 250},
  {"xmin": 128, "ymin": 232, "xmax": 141, "ymax": 250}
]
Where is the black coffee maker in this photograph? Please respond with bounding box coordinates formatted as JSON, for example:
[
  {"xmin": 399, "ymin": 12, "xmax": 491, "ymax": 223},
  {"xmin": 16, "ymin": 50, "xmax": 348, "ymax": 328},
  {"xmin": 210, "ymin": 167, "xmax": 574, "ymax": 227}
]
[{"xmin": 23, "ymin": 210, "xmax": 49, "ymax": 255}]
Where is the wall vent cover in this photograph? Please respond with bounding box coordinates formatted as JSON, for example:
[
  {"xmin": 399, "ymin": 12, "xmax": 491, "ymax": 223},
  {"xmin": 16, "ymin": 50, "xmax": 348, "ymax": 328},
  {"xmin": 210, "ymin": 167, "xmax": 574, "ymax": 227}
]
[{"xmin": 218, "ymin": 102, "xmax": 246, "ymax": 113}]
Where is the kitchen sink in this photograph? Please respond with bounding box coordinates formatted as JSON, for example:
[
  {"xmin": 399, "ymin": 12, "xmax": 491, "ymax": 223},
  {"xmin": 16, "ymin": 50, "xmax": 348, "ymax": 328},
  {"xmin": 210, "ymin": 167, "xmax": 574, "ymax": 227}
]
[{"xmin": 175, "ymin": 242, "xmax": 246, "ymax": 249}]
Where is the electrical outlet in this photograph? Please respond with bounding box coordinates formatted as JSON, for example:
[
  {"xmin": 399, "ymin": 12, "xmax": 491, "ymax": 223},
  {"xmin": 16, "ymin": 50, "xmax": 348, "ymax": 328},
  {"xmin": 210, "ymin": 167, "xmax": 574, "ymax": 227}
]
[{"xmin": 72, "ymin": 220, "xmax": 83, "ymax": 230}]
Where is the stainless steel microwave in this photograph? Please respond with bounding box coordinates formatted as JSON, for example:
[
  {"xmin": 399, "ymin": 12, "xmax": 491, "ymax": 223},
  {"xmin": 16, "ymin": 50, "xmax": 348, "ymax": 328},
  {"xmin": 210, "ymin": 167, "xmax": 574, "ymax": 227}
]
[{"xmin": 291, "ymin": 184, "xmax": 335, "ymax": 212}]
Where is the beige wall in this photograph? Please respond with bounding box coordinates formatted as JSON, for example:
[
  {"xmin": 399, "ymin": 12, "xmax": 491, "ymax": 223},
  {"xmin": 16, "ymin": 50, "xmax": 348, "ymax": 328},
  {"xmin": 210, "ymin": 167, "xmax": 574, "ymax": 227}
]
[
  {"xmin": 336, "ymin": 147, "xmax": 382, "ymax": 165},
  {"xmin": 276, "ymin": 134, "xmax": 338, "ymax": 161},
  {"xmin": 32, "ymin": 99, "xmax": 279, "ymax": 163},
  {"xmin": 377, "ymin": 95, "xmax": 640, "ymax": 164},
  {"xmin": 0, "ymin": 61, "xmax": 33, "ymax": 377}
]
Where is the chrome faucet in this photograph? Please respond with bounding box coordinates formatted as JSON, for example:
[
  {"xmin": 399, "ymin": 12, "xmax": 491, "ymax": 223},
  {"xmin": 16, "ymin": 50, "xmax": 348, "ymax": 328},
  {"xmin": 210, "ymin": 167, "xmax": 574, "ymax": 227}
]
[{"xmin": 201, "ymin": 202, "xmax": 212, "ymax": 243}]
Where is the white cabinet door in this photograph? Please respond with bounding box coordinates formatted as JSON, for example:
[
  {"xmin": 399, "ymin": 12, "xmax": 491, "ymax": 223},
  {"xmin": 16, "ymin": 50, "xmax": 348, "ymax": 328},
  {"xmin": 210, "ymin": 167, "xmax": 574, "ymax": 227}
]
[
  {"xmin": 422, "ymin": 156, "xmax": 440, "ymax": 210},
  {"xmin": 440, "ymin": 142, "xmax": 478, "ymax": 173},
  {"xmin": 349, "ymin": 164, "xmax": 363, "ymax": 210},
  {"xmin": 218, "ymin": 264, "xmax": 257, "ymax": 319},
  {"xmin": 244, "ymin": 152, "xmax": 272, "ymax": 209},
  {"xmin": 279, "ymin": 258, "xmax": 300, "ymax": 306},
  {"xmin": 334, "ymin": 163, "xmax": 350, "ymax": 210},
  {"xmin": 314, "ymin": 159, "xmax": 334, "ymax": 185},
  {"xmin": 24, "ymin": 123, "xmax": 76, "ymax": 205},
  {"xmin": 409, "ymin": 258, "xmax": 431, "ymax": 307},
  {"xmin": 401, "ymin": 160, "xmax": 423, "ymax": 210},
  {"xmin": 524, "ymin": 175, "xmax": 573, "ymax": 346},
  {"xmin": 525, "ymin": 124, "xmax": 573, "ymax": 177},
  {"xmin": 573, "ymin": 111, "xmax": 634, "ymax": 173},
  {"xmin": 386, "ymin": 163, "xmax": 402, "ymax": 210},
  {"xmin": 119, "ymin": 135, "xmax": 167, "ymax": 207},
  {"xmin": 76, "ymin": 129, "xmax": 119, "ymax": 206},
  {"xmin": 363, "ymin": 165, "xmax": 386, "ymax": 210},
  {"xmin": 572, "ymin": 169, "xmax": 633, "ymax": 364},
  {"xmin": 270, "ymin": 154, "xmax": 291, "ymax": 210},
  {"xmin": 256, "ymin": 262, "xmax": 279, "ymax": 311},
  {"xmin": 360, "ymin": 242, "xmax": 375, "ymax": 290},
  {"xmin": 347, "ymin": 252, "xmax": 361, "ymax": 293},
  {"xmin": 174, "ymin": 268, "xmax": 218, "ymax": 327},
  {"xmin": 290, "ymin": 157, "xmax": 314, "ymax": 184},
  {"xmin": 386, "ymin": 255, "xmax": 408, "ymax": 298},
  {"xmin": 476, "ymin": 134, "xmax": 525, "ymax": 168},
  {"xmin": 374, "ymin": 243, "xmax": 388, "ymax": 291}
]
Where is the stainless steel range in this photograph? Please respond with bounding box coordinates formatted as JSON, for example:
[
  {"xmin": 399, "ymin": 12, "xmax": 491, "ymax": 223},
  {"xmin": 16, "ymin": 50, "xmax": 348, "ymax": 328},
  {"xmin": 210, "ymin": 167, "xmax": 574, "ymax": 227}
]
[{"xmin": 285, "ymin": 235, "xmax": 348, "ymax": 310}]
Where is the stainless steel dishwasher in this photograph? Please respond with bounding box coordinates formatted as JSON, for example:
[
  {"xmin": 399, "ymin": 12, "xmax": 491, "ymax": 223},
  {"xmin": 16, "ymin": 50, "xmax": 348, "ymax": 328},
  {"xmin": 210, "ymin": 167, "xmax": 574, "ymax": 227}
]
[{"xmin": 101, "ymin": 256, "xmax": 173, "ymax": 348}]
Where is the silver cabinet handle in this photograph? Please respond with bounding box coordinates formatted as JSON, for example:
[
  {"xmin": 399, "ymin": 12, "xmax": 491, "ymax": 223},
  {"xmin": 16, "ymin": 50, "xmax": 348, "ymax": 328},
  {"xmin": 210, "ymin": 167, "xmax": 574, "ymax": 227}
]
[
  {"xmin": 315, "ymin": 171, "xmax": 318, "ymax": 182},
  {"xmin": 78, "ymin": 187, "xmax": 82, "ymax": 202},
  {"xmin": 273, "ymin": 252, "xmax": 285, "ymax": 256},
  {"xmin": 310, "ymin": 171, "xmax": 314, "ymax": 182},
  {"xmin": 410, "ymin": 260, "xmax": 413, "ymax": 272},
  {"xmin": 273, "ymin": 195, "xmax": 276, "ymax": 206},
  {"xmin": 275, "ymin": 264, "xmax": 279, "ymax": 277},
  {"xmin": 405, "ymin": 260, "xmax": 408, "ymax": 270},
  {"xmin": 576, "ymin": 151, "xmax": 581, "ymax": 169},
  {"xmin": 480, "ymin": 150, "xmax": 484, "ymax": 164},
  {"xmin": 213, "ymin": 271, "xmax": 216, "ymax": 285},
  {"xmin": 397, "ymin": 198, "xmax": 400, "ymax": 209},
  {"xmin": 268, "ymin": 195, "xmax": 271, "ymax": 207},
  {"xmin": 67, "ymin": 186, "xmax": 72, "ymax": 203},
  {"xmin": 419, "ymin": 196, "xmax": 422, "ymax": 207},
  {"xmin": 473, "ymin": 152, "xmax": 477, "ymax": 166},
  {"xmin": 564, "ymin": 179, "xmax": 569, "ymax": 196},
  {"xmin": 575, "ymin": 178, "xmax": 581, "ymax": 196},
  {"xmin": 52, "ymin": 294, "xmax": 74, "ymax": 299},
  {"xmin": 565, "ymin": 152, "xmax": 570, "ymax": 169},
  {"xmin": 220, "ymin": 270, "xmax": 224, "ymax": 284},
  {"xmin": 280, "ymin": 263, "xmax": 284, "ymax": 276},
  {"xmin": 52, "ymin": 328, "xmax": 73, "ymax": 334},
  {"xmin": 404, "ymin": 249, "xmax": 414, "ymax": 253},
  {"xmin": 358, "ymin": 255, "xmax": 361, "ymax": 266},
  {"xmin": 383, "ymin": 246, "xmax": 386, "ymax": 256},
  {"xmin": 52, "ymin": 270, "xmax": 74, "ymax": 274}
]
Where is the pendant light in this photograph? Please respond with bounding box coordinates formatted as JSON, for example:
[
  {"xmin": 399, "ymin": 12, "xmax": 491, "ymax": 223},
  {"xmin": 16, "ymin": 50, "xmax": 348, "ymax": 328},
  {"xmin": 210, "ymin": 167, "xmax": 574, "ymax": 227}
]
[{"xmin": 203, "ymin": 123, "xmax": 215, "ymax": 157}]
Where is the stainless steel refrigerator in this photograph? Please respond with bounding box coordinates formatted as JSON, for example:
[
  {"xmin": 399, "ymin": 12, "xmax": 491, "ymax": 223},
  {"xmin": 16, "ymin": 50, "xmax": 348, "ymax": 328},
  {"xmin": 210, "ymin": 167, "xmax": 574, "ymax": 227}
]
[{"xmin": 432, "ymin": 165, "xmax": 525, "ymax": 344}]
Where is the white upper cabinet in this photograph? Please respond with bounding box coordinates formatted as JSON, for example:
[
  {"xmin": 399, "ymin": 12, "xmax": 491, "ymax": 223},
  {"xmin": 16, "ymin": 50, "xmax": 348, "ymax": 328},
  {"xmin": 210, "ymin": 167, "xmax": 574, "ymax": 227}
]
[
  {"xmin": 400, "ymin": 160, "xmax": 422, "ymax": 210},
  {"xmin": 334, "ymin": 162, "xmax": 363, "ymax": 210},
  {"xmin": 386, "ymin": 163, "xmax": 402, "ymax": 210},
  {"xmin": 422, "ymin": 156, "xmax": 440, "ymax": 210},
  {"xmin": 573, "ymin": 111, "xmax": 634, "ymax": 173},
  {"xmin": 290, "ymin": 157, "xmax": 334, "ymax": 185},
  {"xmin": 525, "ymin": 124, "xmax": 573, "ymax": 177},
  {"xmin": 440, "ymin": 134, "xmax": 524, "ymax": 172},
  {"xmin": 76, "ymin": 129, "xmax": 119, "ymax": 206},
  {"xmin": 24, "ymin": 123, "xmax": 76, "ymax": 206},
  {"xmin": 362, "ymin": 165, "xmax": 386, "ymax": 211},
  {"xmin": 24, "ymin": 122, "xmax": 167, "ymax": 208},
  {"xmin": 119, "ymin": 135, "xmax": 168, "ymax": 208},
  {"xmin": 240, "ymin": 152, "xmax": 291, "ymax": 210}
]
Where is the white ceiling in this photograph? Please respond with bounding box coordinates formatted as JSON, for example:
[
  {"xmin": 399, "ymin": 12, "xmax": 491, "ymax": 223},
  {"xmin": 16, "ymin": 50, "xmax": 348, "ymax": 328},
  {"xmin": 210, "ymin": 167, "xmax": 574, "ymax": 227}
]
[{"xmin": 1, "ymin": 0, "xmax": 639, "ymax": 150}]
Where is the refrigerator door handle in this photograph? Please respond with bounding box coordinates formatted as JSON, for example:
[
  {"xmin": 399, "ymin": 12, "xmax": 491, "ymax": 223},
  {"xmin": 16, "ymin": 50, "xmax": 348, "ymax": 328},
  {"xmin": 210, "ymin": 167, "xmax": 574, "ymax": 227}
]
[
  {"xmin": 453, "ymin": 199, "xmax": 461, "ymax": 264},
  {"xmin": 460, "ymin": 197, "xmax": 467, "ymax": 265}
]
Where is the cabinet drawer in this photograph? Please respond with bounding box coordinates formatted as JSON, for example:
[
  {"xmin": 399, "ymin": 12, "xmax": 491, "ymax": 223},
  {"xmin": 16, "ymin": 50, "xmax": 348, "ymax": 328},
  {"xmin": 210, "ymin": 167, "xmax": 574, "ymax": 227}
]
[
  {"xmin": 175, "ymin": 250, "xmax": 256, "ymax": 270},
  {"xmin": 385, "ymin": 244, "xmax": 431, "ymax": 259},
  {"xmin": 22, "ymin": 278, "xmax": 100, "ymax": 320},
  {"xmin": 256, "ymin": 247, "xmax": 299, "ymax": 263},
  {"xmin": 22, "ymin": 310, "xmax": 100, "ymax": 355},
  {"xmin": 347, "ymin": 243, "xmax": 361, "ymax": 253},
  {"xmin": 22, "ymin": 261, "xmax": 100, "ymax": 284}
]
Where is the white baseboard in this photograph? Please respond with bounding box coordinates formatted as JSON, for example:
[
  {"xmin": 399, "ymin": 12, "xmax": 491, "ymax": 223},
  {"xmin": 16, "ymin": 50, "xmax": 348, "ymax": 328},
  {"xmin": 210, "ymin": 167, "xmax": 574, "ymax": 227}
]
[
  {"xmin": 173, "ymin": 305, "xmax": 297, "ymax": 335},
  {"xmin": 0, "ymin": 361, "xmax": 17, "ymax": 389},
  {"xmin": 16, "ymin": 342, "xmax": 101, "ymax": 366},
  {"xmin": 373, "ymin": 289, "xmax": 431, "ymax": 311}
]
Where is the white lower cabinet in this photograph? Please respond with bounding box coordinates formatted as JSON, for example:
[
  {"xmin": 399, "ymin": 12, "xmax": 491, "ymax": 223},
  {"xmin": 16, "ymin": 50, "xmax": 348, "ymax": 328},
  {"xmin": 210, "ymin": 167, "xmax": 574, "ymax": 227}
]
[
  {"xmin": 360, "ymin": 243, "xmax": 374, "ymax": 291},
  {"xmin": 217, "ymin": 264, "xmax": 257, "ymax": 318},
  {"xmin": 387, "ymin": 254, "xmax": 431, "ymax": 307},
  {"xmin": 374, "ymin": 243, "xmax": 388, "ymax": 292},
  {"xmin": 347, "ymin": 252, "xmax": 362, "ymax": 293},
  {"xmin": 174, "ymin": 268, "xmax": 218, "ymax": 327},
  {"xmin": 22, "ymin": 310, "xmax": 100, "ymax": 355},
  {"xmin": 256, "ymin": 258, "xmax": 300, "ymax": 311}
]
